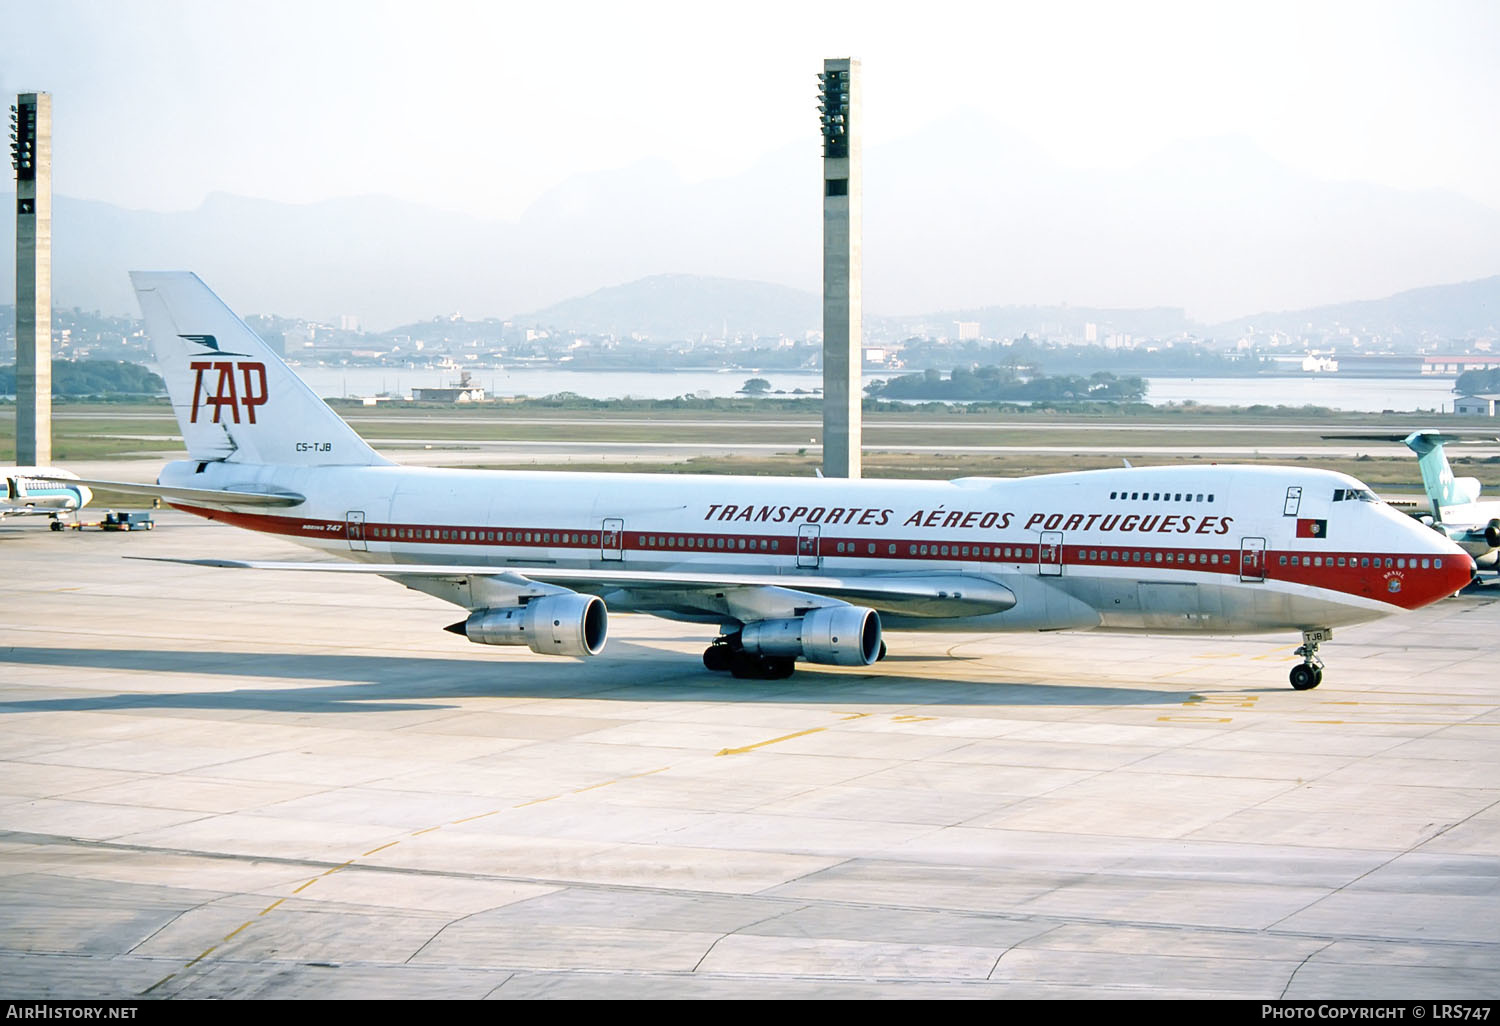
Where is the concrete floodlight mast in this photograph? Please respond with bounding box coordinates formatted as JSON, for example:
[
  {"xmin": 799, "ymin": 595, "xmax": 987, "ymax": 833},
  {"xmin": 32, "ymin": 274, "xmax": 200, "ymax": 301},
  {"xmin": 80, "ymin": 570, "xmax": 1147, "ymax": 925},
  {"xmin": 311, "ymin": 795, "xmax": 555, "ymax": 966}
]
[
  {"xmin": 819, "ymin": 59, "xmax": 861, "ymax": 479},
  {"xmin": 11, "ymin": 92, "xmax": 51, "ymax": 465}
]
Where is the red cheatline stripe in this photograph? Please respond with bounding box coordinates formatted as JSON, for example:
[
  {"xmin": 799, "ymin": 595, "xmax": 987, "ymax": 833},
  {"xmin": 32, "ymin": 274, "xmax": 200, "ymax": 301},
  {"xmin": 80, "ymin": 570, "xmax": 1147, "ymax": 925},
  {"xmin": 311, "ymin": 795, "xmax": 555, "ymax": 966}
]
[{"xmin": 169, "ymin": 503, "xmax": 1462, "ymax": 610}]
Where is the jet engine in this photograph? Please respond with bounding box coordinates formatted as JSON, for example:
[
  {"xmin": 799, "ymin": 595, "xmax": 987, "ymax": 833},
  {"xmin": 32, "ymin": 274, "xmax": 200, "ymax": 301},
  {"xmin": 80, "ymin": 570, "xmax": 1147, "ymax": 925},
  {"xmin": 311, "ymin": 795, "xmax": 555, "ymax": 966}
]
[
  {"xmin": 447, "ymin": 594, "xmax": 608, "ymax": 657},
  {"xmin": 1486, "ymin": 519, "xmax": 1500, "ymax": 548},
  {"xmin": 739, "ymin": 606, "xmax": 881, "ymax": 666}
]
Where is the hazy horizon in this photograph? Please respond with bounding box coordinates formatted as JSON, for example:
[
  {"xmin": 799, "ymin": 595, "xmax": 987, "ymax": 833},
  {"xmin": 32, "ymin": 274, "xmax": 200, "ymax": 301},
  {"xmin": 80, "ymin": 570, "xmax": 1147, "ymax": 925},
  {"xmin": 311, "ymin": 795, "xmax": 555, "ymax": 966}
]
[{"xmin": 4, "ymin": 1, "xmax": 1499, "ymax": 327}]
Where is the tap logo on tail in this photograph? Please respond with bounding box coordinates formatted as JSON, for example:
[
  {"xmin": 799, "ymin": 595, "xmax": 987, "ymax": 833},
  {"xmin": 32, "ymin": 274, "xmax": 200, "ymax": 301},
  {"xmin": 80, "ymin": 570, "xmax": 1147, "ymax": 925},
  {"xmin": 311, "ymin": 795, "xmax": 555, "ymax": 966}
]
[
  {"xmin": 178, "ymin": 333, "xmax": 249, "ymax": 357},
  {"xmin": 188, "ymin": 360, "xmax": 268, "ymax": 423},
  {"xmin": 178, "ymin": 334, "xmax": 267, "ymax": 424}
]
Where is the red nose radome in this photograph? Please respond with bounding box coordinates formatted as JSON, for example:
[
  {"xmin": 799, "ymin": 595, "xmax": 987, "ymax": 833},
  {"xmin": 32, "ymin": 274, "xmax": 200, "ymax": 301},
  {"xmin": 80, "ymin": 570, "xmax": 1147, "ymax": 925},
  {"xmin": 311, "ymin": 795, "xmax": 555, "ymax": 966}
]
[{"xmin": 1398, "ymin": 551, "xmax": 1477, "ymax": 610}]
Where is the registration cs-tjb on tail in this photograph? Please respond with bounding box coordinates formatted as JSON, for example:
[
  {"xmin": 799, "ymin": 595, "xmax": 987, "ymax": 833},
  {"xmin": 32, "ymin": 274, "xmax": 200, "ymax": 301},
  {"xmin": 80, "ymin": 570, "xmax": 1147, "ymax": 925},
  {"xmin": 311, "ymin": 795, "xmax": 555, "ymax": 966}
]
[{"xmin": 89, "ymin": 273, "xmax": 1473, "ymax": 690}]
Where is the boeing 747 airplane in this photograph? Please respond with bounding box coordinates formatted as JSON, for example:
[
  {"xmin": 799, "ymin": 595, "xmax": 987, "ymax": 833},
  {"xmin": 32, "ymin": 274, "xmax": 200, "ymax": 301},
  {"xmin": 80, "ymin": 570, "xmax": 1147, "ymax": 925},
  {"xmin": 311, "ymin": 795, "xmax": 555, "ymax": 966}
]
[{"xmin": 61, "ymin": 273, "xmax": 1475, "ymax": 690}]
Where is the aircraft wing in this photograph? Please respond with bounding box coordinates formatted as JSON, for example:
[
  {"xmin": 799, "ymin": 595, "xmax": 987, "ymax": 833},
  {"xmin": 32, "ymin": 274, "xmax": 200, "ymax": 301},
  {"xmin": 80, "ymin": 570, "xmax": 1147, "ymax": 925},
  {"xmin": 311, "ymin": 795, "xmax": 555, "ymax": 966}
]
[
  {"xmin": 35, "ymin": 476, "xmax": 305, "ymax": 509},
  {"xmin": 135, "ymin": 557, "xmax": 1017, "ymax": 618},
  {"xmin": 0, "ymin": 504, "xmax": 69, "ymax": 518}
]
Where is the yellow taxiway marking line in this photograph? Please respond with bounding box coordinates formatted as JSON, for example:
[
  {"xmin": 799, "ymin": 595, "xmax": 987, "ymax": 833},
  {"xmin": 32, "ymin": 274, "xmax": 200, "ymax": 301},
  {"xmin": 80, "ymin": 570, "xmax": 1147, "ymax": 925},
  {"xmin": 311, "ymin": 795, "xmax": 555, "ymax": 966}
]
[
  {"xmin": 184, "ymin": 946, "xmax": 217, "ymax": 967},
  {"xmin": 1251, "ymin": 646, "xmax": 1299, "ymax": 661},
  {"xmin": 292, "ymin": 877, "xmax": 319, "ymax": 894},
  {"xmin": 1157, "ymin": 715, "xmax": 1234, "ymax": 723},
  {"xmin": 452, "ymin": 810, "xmax": 500, "ymax": 824},
  {"xmin": 260, "ymin": 898, "xmax": 284, "ymax": 916},
  {"xmin": 717, "ymin": 727, "xmax": 827, "ymax": 756},
  {"xmin": 223, "ymin": 921, "xmax": 252, "ymax": 941},
  {"xmin": 891, "ymin": 715, "xmax": 937, "ymax": 723},
  {"xmin": 362, "ymin": 841, "xmax": 399, "ymax": 856}
]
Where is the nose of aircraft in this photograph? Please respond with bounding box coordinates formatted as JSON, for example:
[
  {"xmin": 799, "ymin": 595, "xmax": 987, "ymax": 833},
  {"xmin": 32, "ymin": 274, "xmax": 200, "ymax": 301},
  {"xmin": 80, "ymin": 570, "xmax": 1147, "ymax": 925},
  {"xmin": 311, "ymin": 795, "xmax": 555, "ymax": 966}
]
[
  {"xmin": 1434, "ymin": 542, "xmax": 1476, "ymax": 599},
  {"xmin": 1400, "ymin": 512, "xmax": 1475, "ymax": 604},
  {"xmin": 1458, "ymin": 553, "xmax": 1478, "ymax": 592}
]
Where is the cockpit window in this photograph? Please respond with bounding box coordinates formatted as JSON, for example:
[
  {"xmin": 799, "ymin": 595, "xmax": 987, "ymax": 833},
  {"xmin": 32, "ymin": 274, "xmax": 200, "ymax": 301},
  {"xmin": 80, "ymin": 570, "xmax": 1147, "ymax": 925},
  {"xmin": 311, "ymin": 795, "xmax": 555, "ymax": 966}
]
[{"xmin": 1332, "ymin": 488, "xmax": 1379, "ymax": 503}]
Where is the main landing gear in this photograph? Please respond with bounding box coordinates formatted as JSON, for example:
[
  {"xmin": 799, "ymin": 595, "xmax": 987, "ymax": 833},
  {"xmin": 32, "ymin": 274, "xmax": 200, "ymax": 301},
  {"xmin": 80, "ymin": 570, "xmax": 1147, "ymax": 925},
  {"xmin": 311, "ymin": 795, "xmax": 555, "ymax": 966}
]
[
  {"xmin": 1289, "ymin": 627, "xmax": 1331, "ymax": 691},
  {"xmin": 701, "ymin": 632, "xmax": 890, "ymax": 680},
  {"xmin": 702, "ymin": 637, "xmax": 795, "ymax": 680}
]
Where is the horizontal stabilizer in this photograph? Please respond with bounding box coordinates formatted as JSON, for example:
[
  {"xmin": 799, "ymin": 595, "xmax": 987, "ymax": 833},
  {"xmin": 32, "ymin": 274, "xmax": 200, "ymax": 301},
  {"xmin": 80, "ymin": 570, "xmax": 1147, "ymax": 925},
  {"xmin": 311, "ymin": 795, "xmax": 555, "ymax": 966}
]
[
  {"xmin": 42, "ymin": 476, "xmax": 305, "ymax": 509},
  {"xmin": 1322, "ymin": 432, "xmax": 1499, "ymax": 449}
]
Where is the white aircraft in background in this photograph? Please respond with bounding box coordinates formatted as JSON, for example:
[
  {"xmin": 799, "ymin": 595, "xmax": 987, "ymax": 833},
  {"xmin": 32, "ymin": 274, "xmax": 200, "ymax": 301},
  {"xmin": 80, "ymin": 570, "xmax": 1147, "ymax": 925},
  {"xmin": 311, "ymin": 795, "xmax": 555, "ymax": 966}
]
[
  {"xmin": 60, "ymin": 273, "xmax": 1474, "ymax": 692},
  {"xmin": 1, "ymin": 467, "xmax": 91, "ymax": 527},
  {"xmin": 1400, "ymin": 431, "xmax": 1500, "ymax": 565},
  {"xmin": 1331, "ymin": 431, "xmax": 1500, "ymax": 566}
]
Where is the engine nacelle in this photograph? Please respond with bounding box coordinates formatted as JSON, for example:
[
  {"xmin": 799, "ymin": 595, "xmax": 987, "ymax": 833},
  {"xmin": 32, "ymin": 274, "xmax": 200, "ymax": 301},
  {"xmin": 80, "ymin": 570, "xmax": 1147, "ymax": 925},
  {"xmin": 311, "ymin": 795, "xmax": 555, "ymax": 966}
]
[
  {"xmin": 451, "ymin": 594, "xmax": 608, "ymax": 657},
  {"xmin": 1485, "ymin": 520, "xmax": 1500, "ymax": 549},
  {"xmin": 739, "ymin": 606, "xmax": 881, "ymax": 666}
]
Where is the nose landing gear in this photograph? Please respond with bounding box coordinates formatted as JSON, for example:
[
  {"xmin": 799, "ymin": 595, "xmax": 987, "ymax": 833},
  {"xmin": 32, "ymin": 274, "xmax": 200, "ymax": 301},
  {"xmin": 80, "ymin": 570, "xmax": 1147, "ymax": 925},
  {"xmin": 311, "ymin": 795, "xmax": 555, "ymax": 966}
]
[{"xmin": 1290, "ymin": 627, "xmax": 1331, "ymax": 690}]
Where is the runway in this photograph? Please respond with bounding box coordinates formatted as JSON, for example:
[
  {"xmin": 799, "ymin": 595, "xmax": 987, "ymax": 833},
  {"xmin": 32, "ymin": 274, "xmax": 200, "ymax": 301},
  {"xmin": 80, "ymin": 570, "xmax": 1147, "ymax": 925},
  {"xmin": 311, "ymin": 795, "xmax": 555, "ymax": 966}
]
[{"xmin": 2, "ymin": 513, "xmax": 1498, "ymax": 998}]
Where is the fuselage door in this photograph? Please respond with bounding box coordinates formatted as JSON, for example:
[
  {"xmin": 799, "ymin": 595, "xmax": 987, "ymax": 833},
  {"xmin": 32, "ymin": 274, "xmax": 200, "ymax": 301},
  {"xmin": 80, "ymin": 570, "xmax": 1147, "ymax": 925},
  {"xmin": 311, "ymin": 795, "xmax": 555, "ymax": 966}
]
[
  {"xmin": 1239, "ymin": 536, "xmax": 1266, "ymax": 582},
  {"xmin": 346, "ymin": 510, "xmax": 367, "ymax": 552},
  {"xmin": 797, "ymin": 523, "xmax": 821, "ymax": 568},
  {"xmin": 1283, "ymin": 487, "xmax": 1303, "ymax": 517},
  {"xmin": 601, "ymin": 518, "xmax": 624, "ymax": 561},
  {"xmin": 1038, "ymin": 531, "xmax": 1063, "ymax": 576}
]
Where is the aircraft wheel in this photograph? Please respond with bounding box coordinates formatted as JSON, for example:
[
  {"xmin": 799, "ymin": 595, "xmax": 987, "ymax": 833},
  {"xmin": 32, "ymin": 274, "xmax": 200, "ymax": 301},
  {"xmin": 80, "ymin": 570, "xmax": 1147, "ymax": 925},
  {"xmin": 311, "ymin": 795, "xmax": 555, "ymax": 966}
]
[
  {"xmin": 1289, "ymin": 664, "xmax": 1321, "ymax": 691},
  {"xmin": 49, "ymin": 520, "xmax": 63, "ymax": 532},
  {"xmin": 729, "ymin": 653, "xmax": 796, "ymax": 680}
]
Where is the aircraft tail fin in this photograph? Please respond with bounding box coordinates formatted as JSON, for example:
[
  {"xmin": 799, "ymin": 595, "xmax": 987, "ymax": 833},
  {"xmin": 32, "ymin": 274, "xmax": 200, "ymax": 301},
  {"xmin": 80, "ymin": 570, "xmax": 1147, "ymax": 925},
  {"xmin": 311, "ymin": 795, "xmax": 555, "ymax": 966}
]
[
  {"xmin": 130, "ymin": 272, "xmax": 389, "ymax": 467},
  {"xmin": 1404, "ymin": 431, "xmax": 1480, "ymax": 510}
]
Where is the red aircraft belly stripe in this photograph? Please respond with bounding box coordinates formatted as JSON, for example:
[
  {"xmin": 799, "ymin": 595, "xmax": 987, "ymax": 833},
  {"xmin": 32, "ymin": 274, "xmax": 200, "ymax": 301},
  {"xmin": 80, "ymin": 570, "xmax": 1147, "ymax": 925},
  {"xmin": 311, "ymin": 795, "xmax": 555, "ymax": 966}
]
[{"xmin": 168, "ymin": 503, "xmax": 1469, "ymax": 611}]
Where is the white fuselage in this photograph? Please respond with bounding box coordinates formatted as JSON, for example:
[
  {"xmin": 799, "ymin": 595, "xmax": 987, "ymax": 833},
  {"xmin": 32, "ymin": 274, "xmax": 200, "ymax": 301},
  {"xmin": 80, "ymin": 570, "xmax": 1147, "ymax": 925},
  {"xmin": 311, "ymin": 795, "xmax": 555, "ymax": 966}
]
[
  {"xmin": 1, "ymin": 467, "xmax": 91, "ymax": 517},
  {"xmin": 163, "ymin": 459, "xmax": 1472, "ymax": 636}
]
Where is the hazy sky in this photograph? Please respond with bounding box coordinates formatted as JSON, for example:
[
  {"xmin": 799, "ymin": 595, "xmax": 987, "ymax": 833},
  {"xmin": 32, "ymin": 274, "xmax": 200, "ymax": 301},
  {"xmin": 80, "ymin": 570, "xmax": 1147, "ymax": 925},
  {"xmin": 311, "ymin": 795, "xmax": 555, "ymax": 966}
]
[{"xmin": 6, "ymin": 0, "xmax": 1499, "ymax": 221}]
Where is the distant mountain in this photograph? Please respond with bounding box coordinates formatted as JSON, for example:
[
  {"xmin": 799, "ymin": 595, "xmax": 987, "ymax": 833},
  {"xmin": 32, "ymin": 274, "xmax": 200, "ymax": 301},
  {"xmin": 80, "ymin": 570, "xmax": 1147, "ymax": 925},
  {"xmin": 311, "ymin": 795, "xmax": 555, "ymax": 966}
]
[
  {"xmin": 1209, "ymin": 275, "xmax": 1500, "ymax": 339},
  {"xmin": 4, "ymin": 123, "xmax": 1499, "ymax": 329},
  {"xmin": 513, "ymin": 274, "xmax": 820, "ymax": 339}
]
